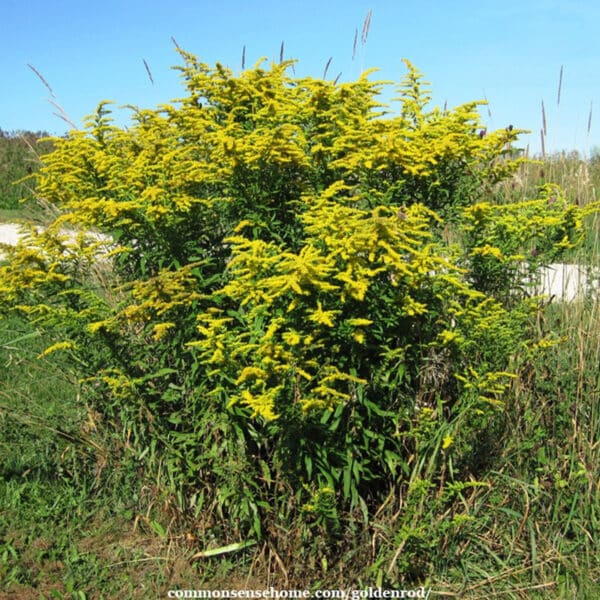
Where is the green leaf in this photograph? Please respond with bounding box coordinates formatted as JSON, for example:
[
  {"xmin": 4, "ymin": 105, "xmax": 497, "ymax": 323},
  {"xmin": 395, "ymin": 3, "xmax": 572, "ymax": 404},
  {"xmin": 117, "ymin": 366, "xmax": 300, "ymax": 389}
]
[
  {"xmin": 149, "ymin": 520, "xmax": 167, "ymax": 539},
  {"xmin": 141, "ymin": 367, "xmax": 178, "ymax": 382},
  {"xmin": 192, "ymin": 539, "xmax": 257, "ymax": 559}
]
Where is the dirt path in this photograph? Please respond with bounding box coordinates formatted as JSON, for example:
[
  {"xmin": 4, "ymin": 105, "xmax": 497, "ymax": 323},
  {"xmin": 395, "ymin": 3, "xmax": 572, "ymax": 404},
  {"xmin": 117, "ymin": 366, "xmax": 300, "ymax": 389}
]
[{"xmin": 0, "ymin": 222, "xmax": 24, "ymax": 246}]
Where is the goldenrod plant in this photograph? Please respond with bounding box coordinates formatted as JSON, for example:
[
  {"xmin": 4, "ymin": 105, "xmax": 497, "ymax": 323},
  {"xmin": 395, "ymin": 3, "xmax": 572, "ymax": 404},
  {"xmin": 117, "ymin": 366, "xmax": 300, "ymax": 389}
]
[{"xmin": 1, "ymin": 50, "xmax": 597, "ymax": 585}]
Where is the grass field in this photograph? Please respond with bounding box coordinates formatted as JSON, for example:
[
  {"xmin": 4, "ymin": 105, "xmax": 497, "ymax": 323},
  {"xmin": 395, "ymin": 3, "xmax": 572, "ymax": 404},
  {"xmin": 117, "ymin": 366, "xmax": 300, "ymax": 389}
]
[{"xmin": 0, "ymin": 315, "xmax": 192, "ymax": 598}]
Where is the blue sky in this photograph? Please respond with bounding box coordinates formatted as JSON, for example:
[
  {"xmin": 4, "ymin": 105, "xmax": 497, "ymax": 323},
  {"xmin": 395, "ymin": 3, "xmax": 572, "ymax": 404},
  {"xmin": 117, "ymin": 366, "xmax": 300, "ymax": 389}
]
[{"xmin": 2, "ymin": 0, "xmax": 599, "ymax": 156}]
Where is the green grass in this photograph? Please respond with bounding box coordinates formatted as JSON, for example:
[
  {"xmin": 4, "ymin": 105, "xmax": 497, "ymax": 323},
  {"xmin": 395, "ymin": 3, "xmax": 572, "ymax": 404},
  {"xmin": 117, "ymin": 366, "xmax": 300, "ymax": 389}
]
[
  {"xmin": 0, "ymin": 204, "xmax": 58, "ymax": 225},
  {"xmin": 437, "ymin": 294, "xmax": 600, "ymax": 597},
  {"xmin": 0, "ymin": 315, "xmax": 199, "ymax": 598},
  {"xmin": 0, "ymin": 207, "xmax": 29, "ymax": 223},
  {"xmin": 0, "ymin": 130, "xmax": 54, "ymax": 214}
]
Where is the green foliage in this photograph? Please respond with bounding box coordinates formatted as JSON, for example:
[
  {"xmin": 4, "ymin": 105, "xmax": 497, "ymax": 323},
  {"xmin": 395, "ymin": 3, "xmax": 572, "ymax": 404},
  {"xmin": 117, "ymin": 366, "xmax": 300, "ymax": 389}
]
[
  {"xmin": 1, "ymin": 50, "xmax": 598, "ymax": 591},
  {"xmin": 0, "ymin": 316, "xmax": 82, "ymax": 481},
  {"xmin": 0, "ymin": 129, "xmax": 52, "ymax": 211},
  {"xmin": 0, "ymin": 315, "xmax": 169, "ymax": 597}
]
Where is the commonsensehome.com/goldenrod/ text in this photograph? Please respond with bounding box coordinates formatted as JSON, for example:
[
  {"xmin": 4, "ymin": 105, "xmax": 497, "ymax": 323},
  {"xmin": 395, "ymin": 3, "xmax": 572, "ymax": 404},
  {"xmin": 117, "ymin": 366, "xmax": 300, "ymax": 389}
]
[{"xmin": 166, "ymin": 587, "xmax": 431, "ymax": 599}]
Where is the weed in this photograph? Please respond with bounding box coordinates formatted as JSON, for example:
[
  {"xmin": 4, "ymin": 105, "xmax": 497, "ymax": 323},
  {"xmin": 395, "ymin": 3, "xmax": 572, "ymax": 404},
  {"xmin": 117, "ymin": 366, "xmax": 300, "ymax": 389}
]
[{"xmin": 1, "ymin": 48, "xmax": 600, "ymax": 597}]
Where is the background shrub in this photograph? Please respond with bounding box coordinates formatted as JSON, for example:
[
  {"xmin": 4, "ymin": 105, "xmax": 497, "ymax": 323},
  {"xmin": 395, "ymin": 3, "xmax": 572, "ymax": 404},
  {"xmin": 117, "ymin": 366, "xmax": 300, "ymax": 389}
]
[{"xmin": 0, "ymin": 129, "xmax": 53, "ymax": 211}]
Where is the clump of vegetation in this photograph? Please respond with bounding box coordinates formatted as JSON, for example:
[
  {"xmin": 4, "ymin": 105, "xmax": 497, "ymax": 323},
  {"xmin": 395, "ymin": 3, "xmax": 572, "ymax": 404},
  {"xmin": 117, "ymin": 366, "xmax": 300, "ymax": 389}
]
[{"xmin": 1, "ymin": 49, "xmax": 599, "ymax": 596}]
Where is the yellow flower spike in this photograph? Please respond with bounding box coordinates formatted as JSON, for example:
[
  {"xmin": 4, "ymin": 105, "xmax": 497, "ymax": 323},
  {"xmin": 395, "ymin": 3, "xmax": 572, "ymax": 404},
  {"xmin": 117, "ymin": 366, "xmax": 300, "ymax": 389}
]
[
  {"xmin": 352, "ymin": 330, "xmax": 366, "ymax": 344},
  {"xmin": 152, "ymin": 322, "xmax": 176, "ymax": 341},
  {"xmin": 439, "ymin": 330, "xmax": 460, "ymax": 344},
  {"xmin": 347, "ymin": 318, "xmax": 373, "ymax": 327},
  {"xmin": 235, "ymin": 366, "xmax": 268, "ymax": 384},
  {"xmin": 295, "ymin": 367, "xmax": 313, "ymax": 381},
  {"xmin": 38, "ymin": 341, "xmax": 75, "ymax": 358},
  {"xmin": 471, "ymin": 245, "xmax": 504, "ymax": 260},
  {"xmin": 238, "ymin": 388, "xmax": 281, "ymax": 421},
  {"xmin": 233, "ymin": 219, "xmax": 255, "ymax": 233},
  {"xmin": 88, "ymin": 320, "xmax": 114, "ymax": 334},
  {"xmin": 281, "ymin": 330, "xmax": 302, "ymax": 346},
  {"xmin": 403, "ymin": 296, "xmax": 428, "ymax": 316},
  {"xmin": 308, "ymin": 301, "xmax": 339, "ymax": 328}
]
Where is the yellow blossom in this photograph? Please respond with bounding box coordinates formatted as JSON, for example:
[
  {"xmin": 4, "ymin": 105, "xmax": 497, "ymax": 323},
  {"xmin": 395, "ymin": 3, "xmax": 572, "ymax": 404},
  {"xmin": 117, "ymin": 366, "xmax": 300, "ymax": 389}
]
[
  {"xmin": 308, "ymin": 301, "xmax": 339, "ymax": 327},
  {"xmin": 38, "ymin": 341, "xmax": 75, "ymax": 358},
  {"xmin": 353, "ymin": 330, "xmax": 366, "ymax": 344},
  {"xmin": 347, "ymin": 318, "xmax": 373, "ymax": 327},
  {"xmin": 152, "ymin": 322, "xmax": 176, "ymax": 341},
  {"xmin": 282, "ymin": 330, "xmax": 302, "ymax": 345}
]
